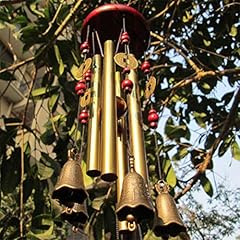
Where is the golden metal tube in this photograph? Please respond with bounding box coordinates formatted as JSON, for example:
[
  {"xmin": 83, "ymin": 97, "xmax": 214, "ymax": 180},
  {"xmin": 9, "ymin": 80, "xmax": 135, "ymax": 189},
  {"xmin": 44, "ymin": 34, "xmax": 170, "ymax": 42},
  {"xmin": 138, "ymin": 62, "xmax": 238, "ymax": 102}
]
[
  {"xmin": 116, "ymin": 71, "xmax": 129, "ymax": 234},
  {"xmin": 127, "ymin": 69, "xmax": 149, "ymax": 182},
  {"xmin": 101, "ymin": 40, "xmax": 117, "ymax": 182},
  {"xmin": 86, "ymin": 54, "xmax": 102, "ymax": 177}
]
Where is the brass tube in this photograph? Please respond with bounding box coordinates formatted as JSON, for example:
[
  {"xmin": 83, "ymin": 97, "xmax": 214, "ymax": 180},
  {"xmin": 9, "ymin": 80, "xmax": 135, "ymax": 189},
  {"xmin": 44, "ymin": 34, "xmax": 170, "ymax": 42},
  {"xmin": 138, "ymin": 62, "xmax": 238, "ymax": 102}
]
[
  {"xmin": 101, "ymin": 40, "xmax": 117, "ymax": 182},
  {"xmin": 86, "ymin": 54, "xmax": 102, "ymax": 177},
  {"xmin": 127, "ymin": 69, "xmax": 149, "ymax": 182},
  {"xmin": 116, "ymin": 71, "xmax": 129, "ymax": 234}
]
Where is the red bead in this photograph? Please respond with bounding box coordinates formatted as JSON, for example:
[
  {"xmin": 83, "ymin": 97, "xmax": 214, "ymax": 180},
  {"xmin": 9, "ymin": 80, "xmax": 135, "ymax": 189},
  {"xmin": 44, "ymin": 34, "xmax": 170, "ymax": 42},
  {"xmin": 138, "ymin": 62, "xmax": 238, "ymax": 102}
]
[
  {"xmin": 141, "ymin": 60, "xmax": 151, "ymax": 74},
  {"xmin": 79, "ymin": 109, "xmax": 89, "ymax": 124},
  {"xmin": 148, "ymin": 113, "xmax": 159, "ymax": 122},
  {"xmin": 149, "ymin": 121, "xmax": 158, "ymax": 129},
  {"xmin": 75, "ymin": 80, "xmax": 86, "ymax": 96},
  {"xmin": 122, "ymin": 67, "xmax": 130, "ymax": 75},
  {"xmin": 121, "ymin": 79, "xmax": 133, "ymax": 93},
  {"xmin": 80, "ymin": 41, "xmax": 90, "ymax": 54},
  {"xmin": 148, "ymin": 109, "xmax": 159, "ymax": 129},
  {"xmin": 84, "ymin": 70, "xmax": 92, "ymax": 81},
  {"xmin": 148, "ymin": 109, "xmax": 157, "ymax": 115},
  {"xmin": 121, "ymin": 32, "xmax": 130, "ymax": 44}
]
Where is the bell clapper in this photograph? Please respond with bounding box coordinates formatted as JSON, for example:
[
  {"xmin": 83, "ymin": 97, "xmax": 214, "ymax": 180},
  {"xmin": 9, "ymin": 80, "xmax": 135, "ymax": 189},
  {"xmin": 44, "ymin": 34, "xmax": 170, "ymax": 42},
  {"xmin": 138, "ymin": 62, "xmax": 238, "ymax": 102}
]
[{"xmin": 126, "ymin": 214, "xmax": 136, "ymax": 232}]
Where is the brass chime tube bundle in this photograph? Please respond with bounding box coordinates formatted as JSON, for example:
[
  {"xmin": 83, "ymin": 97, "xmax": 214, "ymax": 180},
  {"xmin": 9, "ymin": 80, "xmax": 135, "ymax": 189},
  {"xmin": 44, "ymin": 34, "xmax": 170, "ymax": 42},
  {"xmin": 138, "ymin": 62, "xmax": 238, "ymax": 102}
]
[
  {"xmin": 86, "ymin": 54, "xmax": 102, "ymax": 177},
  {"xmin": 101, "ymin": 40, "xmax": 117, "ymax": 182},
  {"xmin": 127, "ymin": 69, "xmax": 149, "ymax": 182}
]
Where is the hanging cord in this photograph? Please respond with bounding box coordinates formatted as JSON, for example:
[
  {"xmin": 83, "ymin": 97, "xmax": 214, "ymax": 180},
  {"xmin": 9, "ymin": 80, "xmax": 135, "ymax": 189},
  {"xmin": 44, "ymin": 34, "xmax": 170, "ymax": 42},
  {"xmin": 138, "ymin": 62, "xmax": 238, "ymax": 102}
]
[
  {"xmin": 94, "ymin": 30, "xmax": 104, "ymax": 57},
  {"xmin": 153, "ymin": 130, "xmax": 163, "ymax": 180},
  {"xmin": 115, "ymin": 28, "xmax": 123, "ymax": 54}
]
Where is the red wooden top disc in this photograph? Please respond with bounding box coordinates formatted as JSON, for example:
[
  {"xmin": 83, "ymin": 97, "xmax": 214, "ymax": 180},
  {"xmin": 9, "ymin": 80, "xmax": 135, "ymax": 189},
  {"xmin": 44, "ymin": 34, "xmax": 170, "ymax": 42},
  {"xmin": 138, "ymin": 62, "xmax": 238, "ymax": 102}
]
[{"xmin": 81, "ymin": 4, "xmax": 150, "ymax": 58}]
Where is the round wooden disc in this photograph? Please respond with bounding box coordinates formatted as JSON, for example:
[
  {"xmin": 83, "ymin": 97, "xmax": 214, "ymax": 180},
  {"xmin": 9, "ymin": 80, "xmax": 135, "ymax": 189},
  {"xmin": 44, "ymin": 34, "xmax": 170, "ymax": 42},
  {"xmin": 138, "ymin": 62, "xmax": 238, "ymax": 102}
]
[
  {"xmin": 75, "ymin": 58, "xmax": 92, "ymax": 80},
  {"xmin": 145, "ymin": 76, "xmax": 156, "ymax": 99},
  {"xmin": 80, "ymin": 89, "xmax": 91, "ymax": 107},
  {"xmin": 114, "ymin": 53, "xmax": 138, "ymax": 69}
]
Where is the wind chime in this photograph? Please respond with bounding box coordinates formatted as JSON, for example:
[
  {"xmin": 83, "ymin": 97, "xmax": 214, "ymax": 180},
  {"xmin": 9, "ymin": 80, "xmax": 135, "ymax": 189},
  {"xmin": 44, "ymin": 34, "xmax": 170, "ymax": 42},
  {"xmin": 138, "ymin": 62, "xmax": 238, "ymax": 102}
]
[{"xmin": 52, "ymin": 3, "xmax": 187, "ymax": 239}]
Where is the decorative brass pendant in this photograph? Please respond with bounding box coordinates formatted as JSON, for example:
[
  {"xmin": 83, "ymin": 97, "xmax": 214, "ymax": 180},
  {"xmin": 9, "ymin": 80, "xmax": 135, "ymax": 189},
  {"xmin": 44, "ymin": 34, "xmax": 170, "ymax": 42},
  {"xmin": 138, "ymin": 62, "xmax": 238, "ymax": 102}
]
[
  {"xmin": 75, "ymin": 58, "xmax": 92, "ymax": 80},
  {"xmin": 145, "ymin": 76, "xmax": 156, "ymax": 99},
  {"xmin": 52, "ymin": 150, "xmax": 88, "ymax": 206},
  {"xmin": 153, "ymin": 180, "xmax": 186, "ymax": 237},
  {"xmin": 61, "ymin": 202, "xmax": 88, "ymax": 226},
  {"xmin": 116, "ymin": 162, "xmax": 154, "ymax": 231},
  {"xmin": 114, "ymin": 53, "xmax": 138, "ymax": 69}
]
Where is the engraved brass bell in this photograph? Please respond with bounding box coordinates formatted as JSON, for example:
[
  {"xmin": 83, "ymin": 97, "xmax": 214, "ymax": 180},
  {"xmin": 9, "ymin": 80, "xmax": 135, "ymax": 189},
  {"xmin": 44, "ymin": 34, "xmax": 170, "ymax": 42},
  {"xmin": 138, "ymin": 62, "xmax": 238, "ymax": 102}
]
[
  {"xmin": 52, "ymin": 149, "xmax": 88, "ymax": 205},
  {"xmin": 116, "ymin": 159, "xmax": 154, "ymax": 231},
  {"xmin": 153, "ymin": 180, "xmax": 186, "ymax": 237},
  {"xmin": 61, "ymin": 202, "xmax": 88, "ymax": 226}
]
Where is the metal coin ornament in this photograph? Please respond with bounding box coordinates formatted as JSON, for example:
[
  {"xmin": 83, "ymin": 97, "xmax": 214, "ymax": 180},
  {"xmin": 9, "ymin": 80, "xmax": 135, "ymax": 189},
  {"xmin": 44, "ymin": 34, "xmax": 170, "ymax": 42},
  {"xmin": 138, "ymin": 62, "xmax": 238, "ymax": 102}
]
[
  {"xmin": 145, "ymin": 76, "xmax": 156, "ymax": 99},
  {"xmin": 74, "ymin": 58, "xmax": 92, "ymax": 80},
  {"xmin": 114, "ymin": 53, "xmax": 138, "ymax": 70},
  {"xmin": 80, "ymin": 89, "xmax": 91, "ymax": 108}
]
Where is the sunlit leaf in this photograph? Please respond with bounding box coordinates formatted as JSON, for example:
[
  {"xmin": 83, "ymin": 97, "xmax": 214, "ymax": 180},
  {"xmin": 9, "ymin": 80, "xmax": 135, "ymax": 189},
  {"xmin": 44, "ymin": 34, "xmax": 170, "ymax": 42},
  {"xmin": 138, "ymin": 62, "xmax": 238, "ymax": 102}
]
[
  {"xmin": 229, "ymin": 25, "xmax": 237, "ymax": 37},
  {"xmin": 231, "ymin": 141, "xmax": 240, "ymax": 160},
  {"xmin": 37, "ymin": 161, "xmax": 55, "ymax": 180},
  {"xmin": 54, "ymin": 44, "xmax": 64, "ymax": 76},
  {"xmin": 31, "ymin": 86, "xmax": 59, "ymax": 98},
  {"xmin": 200, "ymin": 175, "xmax": 213, "ymax": 197},
  {"xmin": 163, "ymin": 158, "xmax": 177, "ymax": 188},
  {"xmin": 203, "ymin": 39, "xmax": 211, "ymax": 46},
  {"xmin": 48, "ymin": 93, "xmax": 60, "ymax": 112}
]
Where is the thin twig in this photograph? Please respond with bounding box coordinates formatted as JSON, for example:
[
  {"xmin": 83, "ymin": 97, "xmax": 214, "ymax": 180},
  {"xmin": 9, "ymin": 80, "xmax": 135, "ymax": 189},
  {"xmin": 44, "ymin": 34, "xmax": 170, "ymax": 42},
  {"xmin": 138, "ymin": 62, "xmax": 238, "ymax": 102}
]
[
  {"xmin": 147, "ymin": 0, "xmax": 177, "ymax": 23},
  {"xmin": 150, "ymin": 32, "xmax": 201, "ymax": 73}
]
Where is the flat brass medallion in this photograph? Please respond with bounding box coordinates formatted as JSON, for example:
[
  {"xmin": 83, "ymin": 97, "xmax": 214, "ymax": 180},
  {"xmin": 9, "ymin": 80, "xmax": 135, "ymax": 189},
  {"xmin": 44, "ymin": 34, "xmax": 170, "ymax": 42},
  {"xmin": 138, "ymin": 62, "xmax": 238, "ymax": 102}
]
[
  {"xmin": 80, "ymin": 89, "xmax": 91, "ymax": 107},
  {"xmin": 114, "ymin": 53, "xmax": 138, "ymax": 69},
  {"xmin": 145, "ymin": 76, "xmax": 156, "ymax": 99},
  {"xmin": 75, "ymin": 58, "xmax": 92, "ymax": 80}
]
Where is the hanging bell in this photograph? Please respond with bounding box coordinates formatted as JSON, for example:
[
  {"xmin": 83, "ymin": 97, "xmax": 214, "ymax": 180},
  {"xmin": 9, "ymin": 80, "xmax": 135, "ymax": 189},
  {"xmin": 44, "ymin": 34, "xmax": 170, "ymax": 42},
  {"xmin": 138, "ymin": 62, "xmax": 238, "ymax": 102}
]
[
  {"xmin": 153, "ymin": 180, "xmax": 186, "ymax": 237},
  {"xmin": 116, "ymin": 158, "xmax": 154, "ymax": 231},
  {"xmin": 61, "ymin": 202, "xmax": 89, "ymax": 226},
  {"xmin": 52, "ymin": 149, "xmax": 88, "ymax": 206}
]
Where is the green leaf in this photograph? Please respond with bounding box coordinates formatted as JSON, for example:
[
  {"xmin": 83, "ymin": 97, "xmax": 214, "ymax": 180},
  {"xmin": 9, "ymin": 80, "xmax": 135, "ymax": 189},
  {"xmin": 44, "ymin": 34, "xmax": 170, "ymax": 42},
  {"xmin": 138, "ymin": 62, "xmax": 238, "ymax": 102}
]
[
  {"xmin": 48, "ymin": 93, "xmax": 60, "ymax": 112},
  {"xmin": 193, "ymin": 112, "xmax": 207, "ymax": 128},
  {"xmin": 28, "ymin": 214, "xmax": 54, "ymax": 240},
  {"xmin": 164, "ymin": 117, "xmax": 190, "ymax": 140},
  {"xmin": 203, "ymin": 39, "xmax": 211, "ymax": 47},
  {"xmin": 218, "ymin": 135, "xmax": 233, "ymax": 157},
  {"xmin": 54, "ymin": 44, "xmax": 64, "ymax": 76},
  {"xmin": 200, "ymin": 175, "xmax": 213, "ymax": 197},
  {"xmin": 1, "ymin": 148, "xmax": 21, "ymax": 194},
  {"xmin": 92, "ymin": 196, "xmax": 106, "ymax": 211},
  {"xmin": 37, "ymin": 161, "xmax": 55, "ymax": 180},
  {"xmin": 40, "ymin": 128, "xmax": 56, "ymax": 145},
  {"xmin": 231, "ymin": 141, "xmax": 240, "ymax": 160},
  {"xmin": 229, "ymin": 25, "xmax": 238, "ymax": 37},
  {"xmin": 163, "ymin": 158, "xmax": 177, "ymax": 188},
  {"xmin": 81, "ymin": 160, "xmax": 94, "ymax": 187},
  {"xmin": 31, "ymin": 86, "xmax": 59, "ymax": 98}
]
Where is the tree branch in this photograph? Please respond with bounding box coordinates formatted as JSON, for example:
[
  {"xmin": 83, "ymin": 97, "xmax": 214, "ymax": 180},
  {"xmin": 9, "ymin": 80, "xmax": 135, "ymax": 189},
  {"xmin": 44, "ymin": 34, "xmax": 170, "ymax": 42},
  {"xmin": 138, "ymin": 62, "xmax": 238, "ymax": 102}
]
[
  {"xmin": 175, "ymin": 86, "xmax": 240, "ymax": 200},
  {"xmin": 0, "ymin": 0, "xmax": 26, "ymax": 6},
  {"xmin": 150, "ymin": 31, "xmax": 201, "ymax": 73},
  {"xmin": 171, "ymin": 68, "xmax": 240, "ymax": 91}
]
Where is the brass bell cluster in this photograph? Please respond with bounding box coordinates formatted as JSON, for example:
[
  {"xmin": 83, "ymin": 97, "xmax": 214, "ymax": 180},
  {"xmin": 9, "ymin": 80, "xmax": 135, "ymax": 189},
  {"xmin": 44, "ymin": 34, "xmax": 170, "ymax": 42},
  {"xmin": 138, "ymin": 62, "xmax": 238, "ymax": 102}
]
[
  {"xmin": 52, "ymin": 3, "xmax": 188, "ymax": 238},
  {"xmin": 52, "ymin": 149, "xmax": 88, "ymax": 228}
]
